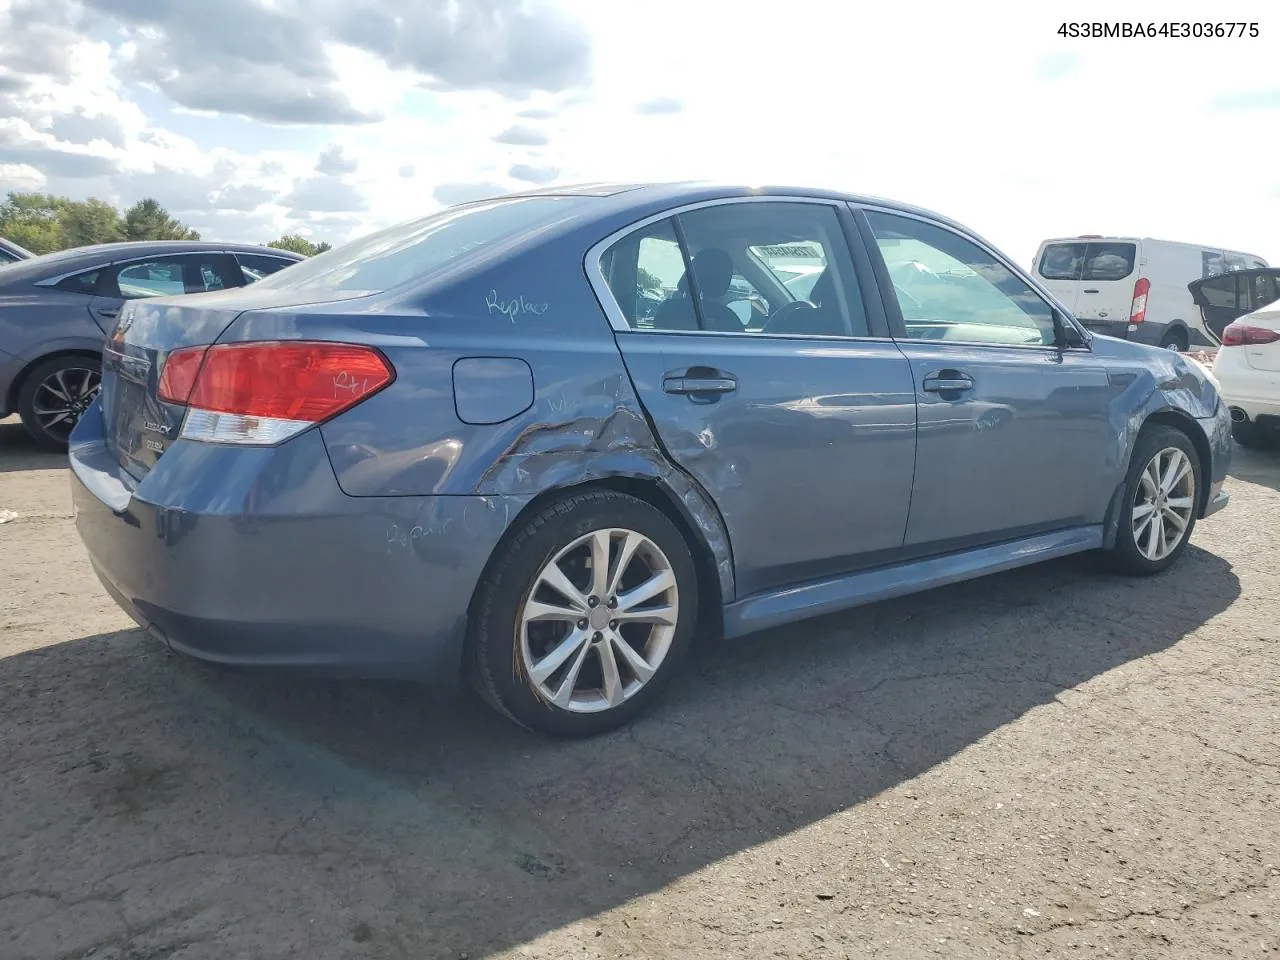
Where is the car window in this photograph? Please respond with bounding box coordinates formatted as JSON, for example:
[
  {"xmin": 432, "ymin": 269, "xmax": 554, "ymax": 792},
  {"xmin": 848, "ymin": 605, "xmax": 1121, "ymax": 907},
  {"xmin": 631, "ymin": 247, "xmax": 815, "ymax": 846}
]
[
  {"xmin": 1202, "ymin": 250, "xmax": 1227, "ymax": 278},
  {"xmin": 1080, "ymin": 243, "xmax": 1135, "ymax": 281},
  {"xmin": 111, "ymin": 256, "xmax": 238, "ymax": 299},
  {"xmin": 54, "ymin": 270, "xmax": 101, "ymax": 296},
  {"xmin": 244, "ymin": 195, "xmax": 596, "ymax": 297},
  {"xmin": 601, "ymin": 218, "xmax": 697, "ymax": 330},
  {"xmin": 1197, "ymin": 273, "xmax": 1239, "ymax": 309},
  {"xmin": 1038, "ymin": 242, "xmax": 1134, "ymax": 282},
  {"xmin": 868, "ymin": 212, "xmax": 1057, "ymax": 347},
  {"xmin": 236, "ymin": 253, "xmax": 298, "ymax": 283},
  {"xmin": 1037, "ymin": 243, "xmax": 1086, "ymax": 281},
  {"xmin": 603, "ymin": 203, "xmax": 868, "ymax": 338},
  {"xmin": 115, "ymin": 260, "xmax": 186, "ymax": 298},
  {"xmin": 1248, "ymin": 274, "xmax": 1280, "ymax": 311}
]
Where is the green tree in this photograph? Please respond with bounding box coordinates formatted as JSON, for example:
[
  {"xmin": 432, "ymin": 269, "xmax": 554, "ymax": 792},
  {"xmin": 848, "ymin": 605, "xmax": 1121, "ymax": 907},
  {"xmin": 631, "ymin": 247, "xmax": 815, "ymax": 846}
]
[
  {"xmin": 122, "ymin": 198, "xmax": 200, "ymax": 241},
  {"xmin": 0, "ymin": 192, "xmax": 66, "ymax": 254},
  {"xmin": 267, "ymin": 233, "xmax": 330, "ymax": 256},
  {"xmin": 59, "ymin": 198, "xmax": 124, "ymax": 249}
]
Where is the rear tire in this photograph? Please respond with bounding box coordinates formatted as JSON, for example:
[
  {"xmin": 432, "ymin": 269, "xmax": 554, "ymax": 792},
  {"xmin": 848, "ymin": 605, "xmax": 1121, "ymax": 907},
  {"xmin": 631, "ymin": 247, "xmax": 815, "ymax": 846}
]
[
  {"xmin": 1159, "ymin": 328, "xmax": 1189, "ymax": 352},
  {"xmin": 1101, "ymin": 425, "xmax": 1201, "ymax": 576},
  {"xmin": 468, "ymin": 489, "xmax": 698, "ymax": 738},
  {"xmin": 17, "ymin": 354, "xmax": 102, "ymax": 452}
]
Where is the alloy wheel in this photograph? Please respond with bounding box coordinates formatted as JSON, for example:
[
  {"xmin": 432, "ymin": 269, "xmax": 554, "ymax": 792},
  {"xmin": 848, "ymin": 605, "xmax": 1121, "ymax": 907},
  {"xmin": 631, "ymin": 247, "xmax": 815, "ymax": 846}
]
[
  {"xmin": 1131, "ymin": 446, "xmax": 1196, "ymax": 562},
  {"xmin": 519, "ymin": 527, "xmax": 679, "ymax": 714},
  {"xmin": 32, "ymin": 367, "xmax": 100, "ymax": 444}
]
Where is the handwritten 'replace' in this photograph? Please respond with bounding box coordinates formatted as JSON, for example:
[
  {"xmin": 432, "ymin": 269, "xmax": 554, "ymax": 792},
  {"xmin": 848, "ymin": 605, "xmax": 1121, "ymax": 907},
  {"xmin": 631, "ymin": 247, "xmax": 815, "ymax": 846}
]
[{"xmin": 486, "ymin": 289, "xmax": 548, "ymax": 322}]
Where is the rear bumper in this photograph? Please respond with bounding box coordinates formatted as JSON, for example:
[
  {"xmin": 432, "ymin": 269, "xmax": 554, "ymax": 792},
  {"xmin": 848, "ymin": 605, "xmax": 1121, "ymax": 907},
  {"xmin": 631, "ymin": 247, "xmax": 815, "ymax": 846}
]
[{"xmin": 68, "ymin": 401, "xmax": 520, "ymax": 682}]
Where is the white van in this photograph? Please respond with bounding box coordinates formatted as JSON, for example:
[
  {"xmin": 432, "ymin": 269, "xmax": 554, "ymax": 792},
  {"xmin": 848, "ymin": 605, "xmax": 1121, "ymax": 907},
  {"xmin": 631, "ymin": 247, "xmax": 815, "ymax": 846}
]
[{"xmin": 1031, "ymin": 236, "xmax": 1269, "ymax": 350}]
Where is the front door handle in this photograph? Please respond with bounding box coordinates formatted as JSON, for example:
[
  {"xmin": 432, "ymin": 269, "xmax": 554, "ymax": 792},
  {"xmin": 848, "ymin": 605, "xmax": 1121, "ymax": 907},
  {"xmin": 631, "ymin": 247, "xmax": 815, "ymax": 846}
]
[
  {"xmin": 1082, "ymin": 289, "xmax": 1100, "ymax": 294},
  {"xmin": 922, "ymin": 374, "xmax": 974, "ymax": 394}
]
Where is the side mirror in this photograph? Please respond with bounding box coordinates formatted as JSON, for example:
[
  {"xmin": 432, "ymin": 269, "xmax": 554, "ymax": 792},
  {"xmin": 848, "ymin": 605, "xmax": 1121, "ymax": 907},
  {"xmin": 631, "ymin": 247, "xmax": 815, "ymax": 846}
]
[{"xmin": 1054, "ymin": 311, "xmax": 1088, "ymax": 348}]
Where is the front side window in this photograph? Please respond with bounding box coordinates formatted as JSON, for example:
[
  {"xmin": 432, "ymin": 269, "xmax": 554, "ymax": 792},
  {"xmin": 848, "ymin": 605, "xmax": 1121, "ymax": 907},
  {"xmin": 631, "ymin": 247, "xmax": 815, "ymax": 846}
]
[
  {"xmin": 868, "ymin": 211, "xmax": 1056, "ymax": 347},
  {"xmin": 601, "ymin": 202, "xmax": 869, "ymax": 338}
]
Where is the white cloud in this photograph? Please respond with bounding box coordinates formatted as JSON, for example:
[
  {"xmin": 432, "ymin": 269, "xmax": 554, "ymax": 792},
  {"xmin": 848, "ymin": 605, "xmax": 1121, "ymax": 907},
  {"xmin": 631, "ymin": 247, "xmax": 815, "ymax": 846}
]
[{"xmin": 0, "ymin": 0, "xmax": 1277, "ymax": 265}]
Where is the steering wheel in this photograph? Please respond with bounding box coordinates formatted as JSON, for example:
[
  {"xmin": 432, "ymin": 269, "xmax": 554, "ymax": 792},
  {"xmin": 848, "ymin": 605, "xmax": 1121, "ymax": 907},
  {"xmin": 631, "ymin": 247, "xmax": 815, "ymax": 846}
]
[{"xmin": 763, "ymin": 299, "xmax": 820, "ymax": 334}]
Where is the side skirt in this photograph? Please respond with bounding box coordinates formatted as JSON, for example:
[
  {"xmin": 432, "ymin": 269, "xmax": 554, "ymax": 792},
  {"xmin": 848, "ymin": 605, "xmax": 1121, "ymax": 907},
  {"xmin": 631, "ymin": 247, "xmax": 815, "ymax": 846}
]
[{"xmin": 722, "ymin": 525, "xmax": 1104, "ymax": 639}]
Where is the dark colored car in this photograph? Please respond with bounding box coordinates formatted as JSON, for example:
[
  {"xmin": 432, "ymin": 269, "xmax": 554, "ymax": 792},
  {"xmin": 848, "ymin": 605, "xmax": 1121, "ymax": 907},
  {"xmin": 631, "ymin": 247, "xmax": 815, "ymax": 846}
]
[
  {"xmin": 0, "ymin": 241, "xmax": 304, "ymax": 449},
  {"xmin": 69, "ymin": 183, "xmax": 1232, "ymax": 738},
  {"xmin": 0, "ymin": 236, "xmax": 34, "ymax": 264}
]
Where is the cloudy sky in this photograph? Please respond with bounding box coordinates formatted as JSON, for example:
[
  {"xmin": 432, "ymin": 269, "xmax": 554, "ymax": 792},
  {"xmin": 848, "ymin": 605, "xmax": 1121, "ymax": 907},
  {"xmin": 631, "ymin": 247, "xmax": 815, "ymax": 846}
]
[{"xmin": 1, "ymin": 0, "xmax": 1278, "ymax": 265}]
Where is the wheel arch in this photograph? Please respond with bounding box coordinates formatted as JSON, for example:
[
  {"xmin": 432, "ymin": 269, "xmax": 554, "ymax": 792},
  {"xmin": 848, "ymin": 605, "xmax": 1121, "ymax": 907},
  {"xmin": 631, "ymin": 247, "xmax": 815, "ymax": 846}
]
[
  {"xmin": 8, "ymin": 348, "xmax": 102, "ymax": 413},
  {"xmin": 465, "ymin": 474, "xmax": 731, "ymax": 661},
  {"xmin": 1139, "ymin": 409, "xmax": 1213, "ymax": 515}
]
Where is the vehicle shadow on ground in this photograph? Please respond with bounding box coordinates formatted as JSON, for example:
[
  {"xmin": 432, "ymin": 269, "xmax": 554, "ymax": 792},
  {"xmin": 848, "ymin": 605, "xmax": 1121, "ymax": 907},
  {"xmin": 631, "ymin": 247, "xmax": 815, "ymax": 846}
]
[
  {"xmin": 0, "ymin": 419, "xmax": 63, "ymax": 474},
  {"xmin": 0, "ymin": 543, "xmax": 1241, "ymax": 959},
  {"xmin": 1229, "ymin": 443, "xmax": 1280, "ymax": 494}
]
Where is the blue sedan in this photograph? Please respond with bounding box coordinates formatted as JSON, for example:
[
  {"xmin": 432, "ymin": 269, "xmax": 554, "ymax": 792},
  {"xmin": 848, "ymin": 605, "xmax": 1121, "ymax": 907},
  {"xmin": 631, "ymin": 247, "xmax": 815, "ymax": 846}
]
[{"xmin": 68, "ymin": 183, "xmax": 1232, "ymax": 737}]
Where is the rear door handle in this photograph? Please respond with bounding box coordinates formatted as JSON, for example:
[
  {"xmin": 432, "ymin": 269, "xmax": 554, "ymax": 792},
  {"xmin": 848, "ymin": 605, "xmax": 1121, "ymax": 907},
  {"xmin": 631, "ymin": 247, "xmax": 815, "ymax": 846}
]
[
  {"xmin": 922, "ymin": 375, "xmax": 974, "ymax": 394},
  {"xmin": 1082, "ymin": 289, "xmax": 1100, "ymax": 294},
  {"xmin": 99, "ymin": 309, "xmax": 119, "ymax": 319}
]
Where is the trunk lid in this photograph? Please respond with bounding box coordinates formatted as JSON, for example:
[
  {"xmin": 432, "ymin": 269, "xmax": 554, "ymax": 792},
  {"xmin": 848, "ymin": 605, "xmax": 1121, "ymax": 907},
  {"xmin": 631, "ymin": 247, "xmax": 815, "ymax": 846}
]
[{"xmin": 101, "ymin": 293, "xmax": 249, "ymax": 480}]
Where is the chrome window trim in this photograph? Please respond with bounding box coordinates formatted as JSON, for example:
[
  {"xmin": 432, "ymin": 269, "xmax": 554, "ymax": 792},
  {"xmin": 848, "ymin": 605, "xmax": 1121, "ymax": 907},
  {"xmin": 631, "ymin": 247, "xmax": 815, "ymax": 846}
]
[
  {"xmin": 583, "ymin": 195, "xmax": 881, "ymax": 341},
  {"xmin": 854, "ymin": 202, "xmax": 1093, "ymax": 351}
]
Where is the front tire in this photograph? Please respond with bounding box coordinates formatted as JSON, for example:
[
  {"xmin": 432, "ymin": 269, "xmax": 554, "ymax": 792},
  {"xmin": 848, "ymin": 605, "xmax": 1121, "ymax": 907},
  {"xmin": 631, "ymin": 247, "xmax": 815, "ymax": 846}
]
[
  {"xmin": 469, "ymin": 489, "xmax": 698, "ymax": 738},
  {"xmin": 18, "ymin": 355, "xmax": 102, "ymax": 452},
  {"xmin": 1102, "ymin": 425, "xmax": 1201, "ymax": 576}
]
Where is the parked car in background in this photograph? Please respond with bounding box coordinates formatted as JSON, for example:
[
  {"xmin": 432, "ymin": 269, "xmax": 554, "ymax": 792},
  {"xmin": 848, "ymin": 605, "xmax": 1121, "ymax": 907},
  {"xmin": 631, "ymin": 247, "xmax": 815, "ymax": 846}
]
[
  {"xmin": 1032, "ymin": 235, "xmax": 1268, "ymax": 351},
  {"xmin": 1, "ymin": 236, "xmax": 34, "ymax": 264},
  {"xmin": 1209, "ymin": 291, "xmax": 1280, "ymax": 449},
  {"xmin": 0, "ymin": 241, "xmax": 304, "ymax": 449},
  {"xmin": 1189, "ymin": 267, "xmax": 1280, "ymax": 342},
  {"xmin": 69, "ymin": 183, "xmax": 1231, "ymax": 738}
]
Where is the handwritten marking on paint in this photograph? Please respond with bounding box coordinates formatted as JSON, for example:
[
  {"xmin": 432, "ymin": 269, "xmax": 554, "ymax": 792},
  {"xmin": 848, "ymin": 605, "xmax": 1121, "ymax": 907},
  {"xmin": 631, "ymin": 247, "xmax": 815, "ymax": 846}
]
[
  {"xmin": 386, "ymin": 519, "xmax": 451, "ymax": 552},
  {"xmin": 333, "ymin": 371, "xmax": 372, "ymax": 398},
  {"xmin": 486, "ymin": 289, "xmax": 548, "ymax": 323}
]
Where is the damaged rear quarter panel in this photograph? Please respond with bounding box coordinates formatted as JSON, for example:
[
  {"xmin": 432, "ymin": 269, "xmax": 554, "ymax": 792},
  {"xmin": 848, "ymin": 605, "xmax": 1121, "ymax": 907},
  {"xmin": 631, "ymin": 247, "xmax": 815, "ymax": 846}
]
[{"xmin": 306, "ymin": 237, "xmax": 738, "ymax": 602}]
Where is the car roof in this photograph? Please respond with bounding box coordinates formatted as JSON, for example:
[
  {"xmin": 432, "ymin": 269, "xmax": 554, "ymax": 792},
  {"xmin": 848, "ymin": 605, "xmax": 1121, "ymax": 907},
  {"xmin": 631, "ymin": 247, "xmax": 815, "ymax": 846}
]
[
  {"xmin": 0, "ymin": 240, "xmax": 305, "ymax": 287},
  {"xmin": 447, "ymin": 180, "xmax": 979, "ymax": 245},
  {"xmin": 0, "ymin": 235, "xmax": 34, "ymax": 260}
]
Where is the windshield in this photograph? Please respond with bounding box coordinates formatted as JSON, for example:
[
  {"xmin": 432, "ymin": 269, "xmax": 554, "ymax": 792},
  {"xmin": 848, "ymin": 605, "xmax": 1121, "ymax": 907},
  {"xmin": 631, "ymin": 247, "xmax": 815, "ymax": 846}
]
[{"xmin": 247, "ymin": 195, "xmax": 597, "ymax": 297}]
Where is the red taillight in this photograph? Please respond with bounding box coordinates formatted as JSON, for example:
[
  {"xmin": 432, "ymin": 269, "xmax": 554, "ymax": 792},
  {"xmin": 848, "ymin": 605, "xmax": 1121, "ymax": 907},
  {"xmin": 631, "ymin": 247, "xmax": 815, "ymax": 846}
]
[
  {"xmin": 187, "ymin": 341, "xmax": 393, "ymax": 421},
  {"xmin": 1129, "ymin": 277, "xmax": 1150, "ymax": 324},
  {"xmin": 167, "ymin": 341, "xmax": 394, "ymax": 445},
  {"xmin": 157, "ymin": 345, "xmax": 209, "ymax": 405},
  {"xmin": 1220, "ymin": 322, "xmax": 1280, "ymax": 347}
]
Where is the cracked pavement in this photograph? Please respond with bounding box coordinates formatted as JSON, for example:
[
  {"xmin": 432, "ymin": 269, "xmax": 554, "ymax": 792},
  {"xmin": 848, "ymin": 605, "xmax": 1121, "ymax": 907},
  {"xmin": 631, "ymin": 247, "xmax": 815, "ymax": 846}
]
[{"xmin": 1, "ymin": 414, "xmax": 1277, "ymax": 959}]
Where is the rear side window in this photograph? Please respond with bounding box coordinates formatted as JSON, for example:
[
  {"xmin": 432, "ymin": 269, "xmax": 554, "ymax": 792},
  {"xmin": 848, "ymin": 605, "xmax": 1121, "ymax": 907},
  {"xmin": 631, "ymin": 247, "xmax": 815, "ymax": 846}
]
[
  {"xmin": 1038, "ymin": 242, "xmax": 1135, "ymax": 281},
  {"xmin": 600, "ymin": 218, "xmax": 696, "ymax": 329},
  {"xmin": 244, "ymin": 195, "xmax": 596, "ymax": 296},
  {"xmin": 55, "ymin": 270, "xmax": 100, "ymax": 296}
]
